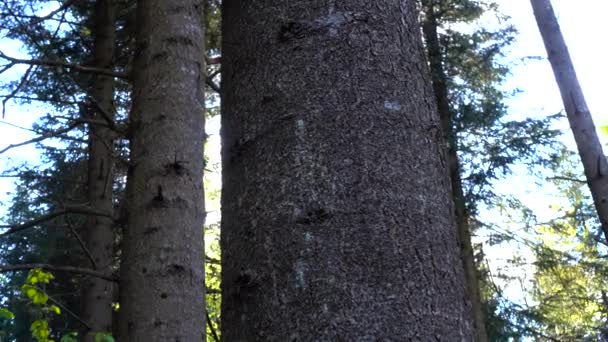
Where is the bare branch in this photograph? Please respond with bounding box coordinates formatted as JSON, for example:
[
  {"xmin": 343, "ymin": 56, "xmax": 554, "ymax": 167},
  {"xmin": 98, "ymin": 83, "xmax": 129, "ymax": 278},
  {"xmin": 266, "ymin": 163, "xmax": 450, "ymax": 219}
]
[
  {"xmin": 46, "ymin": 291, "xmax": 92, "ymax": 330},
  {"xmin": 0, "ymin": 50, "xmax": 128, "ymax": 79},
  {"xmin": 0, "ymin": 94, "xmax": 80, "ymax": 105},
  {"xmin": 0, "ymin": 121, "xmax": 82, "ymax": 154},
  {"xmin": 0, "ymin": 206, "xmax": 112, "ymax": 237},
  {"xmin": 0, "ymin": 264, "xmax": 116, "ymax": 282},
  {"xmin": 2, "ymin": 65, "xmax": 33, "ymax": 118}
]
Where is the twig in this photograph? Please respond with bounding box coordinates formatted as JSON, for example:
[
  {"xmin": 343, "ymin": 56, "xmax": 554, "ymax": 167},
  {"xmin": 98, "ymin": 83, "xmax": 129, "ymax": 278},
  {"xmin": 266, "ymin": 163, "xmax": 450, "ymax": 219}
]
[
  {"xmin": 65, "ymin": 217, "xmax": 97, "ymax": 269},
  {"xmin": 0, "ymin": 264, "xmax": 116, "ymax": 282},
  {"xmin": 46, "ymin": 291, "xmax": 92, "ymax": 330}
]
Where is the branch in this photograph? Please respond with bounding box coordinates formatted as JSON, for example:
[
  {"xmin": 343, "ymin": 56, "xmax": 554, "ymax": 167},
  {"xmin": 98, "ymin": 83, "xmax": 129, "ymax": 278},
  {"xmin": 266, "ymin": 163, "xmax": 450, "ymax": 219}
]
[
  {"xmin": 0, "ymin": 264, "xmax": 116, "ymax": 282},
  {"xmin": 545, "ymin": 176, "xmax": 587, "ymax": 184},
  {"xmin": 27, "ymin": 0, "xmax": 79, "ymax": 26},
  {"xmin": 205, "ymin": 55, "xmax": 221, "ymax": 65},
  {"xmin": 0, "ymin": 50, "xmax": 128, "ymax": 79},
  {"xmin": 206, "ymin": 77, "xmax": 221, "ymax": 93},
  {"xmin": 46, "ymin": 291, "xmax": 91, "ymax": 330},
  {"xmin": 2, "ymin": 65, "xmax": 33, "ymax": 118},
  {"xmin": 0, "ymin": 206, "xmax": 112, "ymax": 237},
  {"xmin": 0, "ymin": 121, "xmax": 82, "ymax": 154},
  {"xmin": 206, "ymin": 311, "xmax": 220, "ymax": 342},
  {"xmin": 65, "ymin": 216, "xmax": 97, "ymax": 269}
]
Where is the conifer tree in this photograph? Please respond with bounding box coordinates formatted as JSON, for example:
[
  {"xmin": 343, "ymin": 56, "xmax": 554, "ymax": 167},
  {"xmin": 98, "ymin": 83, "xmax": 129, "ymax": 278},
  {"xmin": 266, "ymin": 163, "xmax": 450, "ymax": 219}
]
[{"xmin": 221, "ymin": 1, "xmax": 472, "ymax": 339}]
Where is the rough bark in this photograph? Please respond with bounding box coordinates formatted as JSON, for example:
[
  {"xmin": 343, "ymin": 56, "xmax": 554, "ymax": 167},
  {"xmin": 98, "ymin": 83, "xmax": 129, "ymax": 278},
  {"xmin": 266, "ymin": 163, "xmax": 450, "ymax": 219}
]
[
  {"xmin": 118, "ymin": 1, "xmax": 206, "ymax": 341},
  {"xmin": 530, "ymin": 0, "xmax": 608, "ymax": 241},
  {"xmin": 421, "ymin": 3, "xmax": 488, "ymax": 341},
  {"xmin": 81, "ymin": 0, "xmax": 116, "ymax": 339},
  {"xmin": 221, "ymin": 1, "xmax": 473, "ymax": 340}
]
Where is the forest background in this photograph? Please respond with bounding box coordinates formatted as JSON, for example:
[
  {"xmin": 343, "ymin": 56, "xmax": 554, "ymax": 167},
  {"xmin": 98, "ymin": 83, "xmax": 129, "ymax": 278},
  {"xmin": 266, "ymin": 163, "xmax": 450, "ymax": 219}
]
[{"xmin": 0, "ymin": 0, "xmax": 607, "ymax": 341}]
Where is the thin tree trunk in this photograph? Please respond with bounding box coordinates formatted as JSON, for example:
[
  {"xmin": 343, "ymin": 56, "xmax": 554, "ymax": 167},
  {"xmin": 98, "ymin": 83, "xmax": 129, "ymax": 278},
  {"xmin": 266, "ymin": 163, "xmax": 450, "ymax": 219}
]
[
  {"xmin": 118, "ymin": 1, "xmax": 206, "ymax": 341},
  {"xmin": 530, "ymin": 0, "xmax": 608, "ymax": 241},
  {"xmin": 81, "ymin": 0, "xmax": 116, "ymax": 339},
  {"xmin": 221, "ymin": 1, "xmax": 473, "ymax": 340},
  {"xmin": 421, "ymin": 3, "xmax": 488, "ymax": 341}
]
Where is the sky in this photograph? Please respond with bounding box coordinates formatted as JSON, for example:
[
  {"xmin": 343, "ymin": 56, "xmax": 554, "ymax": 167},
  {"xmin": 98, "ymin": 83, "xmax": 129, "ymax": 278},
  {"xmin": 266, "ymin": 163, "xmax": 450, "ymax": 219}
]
[
  {"xmin": 471, "ymin": 0, "xmax": 608, "ymax": 305},
  {"xmin": 0, "ymin": 0, "xmax": 607, "ymax": 324}
]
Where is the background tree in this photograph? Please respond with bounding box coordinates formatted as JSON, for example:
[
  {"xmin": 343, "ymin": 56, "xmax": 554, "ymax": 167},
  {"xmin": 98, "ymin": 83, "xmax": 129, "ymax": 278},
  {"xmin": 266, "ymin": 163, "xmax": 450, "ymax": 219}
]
[
  {"xmin": 117, "ymin": 0, "xmax": 206, "ymax": 340},
  {"xmin": 530, "ymin": 0, "xmax": 608, "ymax": 241},
  {"xmin": 419, "ymin": 0, "xmax": 560, "ymax": 339}
]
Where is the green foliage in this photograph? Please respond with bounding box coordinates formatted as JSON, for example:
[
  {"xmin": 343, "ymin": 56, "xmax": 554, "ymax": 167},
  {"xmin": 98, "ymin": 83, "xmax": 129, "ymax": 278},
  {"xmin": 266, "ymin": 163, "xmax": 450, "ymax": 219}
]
[
  {"xmin": 59, "ymin": 332, "xmax": 78, "ymax": 342},
  {"xmin": 0, "ymin": 307, "xmax": 15, "ymax": 320},
  {"xmin": 94, "ymin": 332, "xmax": 115, "ymax": 342},
  {"xmin": 31, "ymin": 319, "xmax": 52, "ymax": 342}
]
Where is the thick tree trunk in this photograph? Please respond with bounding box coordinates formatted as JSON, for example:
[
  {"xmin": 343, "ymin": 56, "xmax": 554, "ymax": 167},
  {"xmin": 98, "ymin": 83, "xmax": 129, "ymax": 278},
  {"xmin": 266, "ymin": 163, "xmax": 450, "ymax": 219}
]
[
  {"xmin": 118, "ymin": 1, "xmax": 206, "ymax": 341},
  {"xmin": 221, "ymin": 1, "xmax": 473, "ymax": 340},
  {"xmin": 81, "ymin": 0, "xmax": 116, "ymax": 339},
  {"xmin": 421, "ymin": 3, "xmax": 488, "ymax": 341},
  {"xmin": 530, "ymin": 0, "xmax": 608, "ymax": 241}
]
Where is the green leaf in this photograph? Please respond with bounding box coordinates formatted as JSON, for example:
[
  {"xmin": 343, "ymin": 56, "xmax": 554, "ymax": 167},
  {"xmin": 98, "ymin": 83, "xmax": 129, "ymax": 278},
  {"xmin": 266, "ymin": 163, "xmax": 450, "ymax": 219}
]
[
  {"xmin": 32, "ymin": 291, "xmax": 49, "ymax": 305},
  {"xmin": 60, "ymin": 332, "xmax": 78, "ymax": 342},
  {"xmin": 0, "ymin": 308, "xmax": 14, "ymax": 319},
  {"xmin": 94, "ymin": 332, "xmax": 115, "ymax": 342},
  {"xmin": 22, "ymin": 284, "xmax": 37, "ymax": 299},
  {"xmin": 49, "ymin": 305, "xmax": 61, "ymax": 315},
  {"xmin": 27, "ymin": 269, "xmax": 54, "ymax": 285},
  {"xmin": 31, "ymin": 320, "xmax": 50, "ymax": 340},
  {"xmin": 600, "ymin": 125, "xmax": 608, "ymax": 136}
]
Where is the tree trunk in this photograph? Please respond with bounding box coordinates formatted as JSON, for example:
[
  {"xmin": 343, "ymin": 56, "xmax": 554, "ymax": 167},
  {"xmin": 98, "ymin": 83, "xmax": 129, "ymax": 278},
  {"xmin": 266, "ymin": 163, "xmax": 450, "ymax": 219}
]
[
  {"xmin": 118, "ymin": 1, "xmax": 206, "ymax": 341},
  {"xmin": 221, "ymin": 1, "xmax": 473, "ymax": 340},
  {"xmin": 421, "ymin": 3, "xmax": 488, "ymax": 341},
  {"xmin": 530, "ymin": 0, "xmax": 608, "ymax": 241},
  {"xmin": 81, "ymin": 0, "xmax": 116, "ymax": 339}
]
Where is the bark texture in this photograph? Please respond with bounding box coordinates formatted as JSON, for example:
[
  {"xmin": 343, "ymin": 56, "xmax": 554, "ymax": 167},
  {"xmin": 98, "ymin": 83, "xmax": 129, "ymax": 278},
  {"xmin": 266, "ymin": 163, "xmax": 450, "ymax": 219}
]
[
  {"xmin": 81, "ymin": 0, "xmax": 116, "ymax": 339},
  {"xmin": 531, "ymin": 0, "xmax": 608, "ymax": 241},
  {"xmin": 421, "ymin": 3, "xmax": 487, "ymax": 341},
  {"xmin": 118, "ymin": 1, "xmax": 206, "ymax": 341},
  {"xmin": 221, "ymin": 1, "xmax": 473, "ymax": 340}
]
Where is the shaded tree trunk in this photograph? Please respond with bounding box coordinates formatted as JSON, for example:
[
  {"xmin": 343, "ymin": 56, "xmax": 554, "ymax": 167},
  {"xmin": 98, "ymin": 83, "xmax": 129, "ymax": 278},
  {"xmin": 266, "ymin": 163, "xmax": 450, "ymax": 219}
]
[
  {"xmin": 221, "ymin": 1, "xmax": 473, "ymax": 340},
  {"xmin": 81, "ymin": 0, "xmax": 116, "ymax": 339},
  {"xmin": 118, "ymin": 0, "xmax": 206, "ymax": 340},
  {"xmin": 421, "ymin": 2, "xmax": 488, "ymax": 341},
  {"xmin": 530, "ymin": 0, "xmax": 608, "ymax": 241}
]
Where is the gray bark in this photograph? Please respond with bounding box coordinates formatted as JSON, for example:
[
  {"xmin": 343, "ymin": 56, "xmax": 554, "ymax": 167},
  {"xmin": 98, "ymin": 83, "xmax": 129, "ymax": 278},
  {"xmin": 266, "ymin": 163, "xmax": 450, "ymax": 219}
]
[
  {"xmin": 81, "ymin": 0, "xmax": 116, "ymax": 339},
  {"xmin": 530, "ymin": 0, "xmax": 608, "ymax": 241},
  {"xmin": 118, "ymin": 1, "xmax": 206, "ymax": 341},
  {"xmin": 421, "ymin": 3, "xmax": 487, "ymax": 341},
  {"xmin": 221, "ymin": 1, "xmax": 473, "ymax": 340}
]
